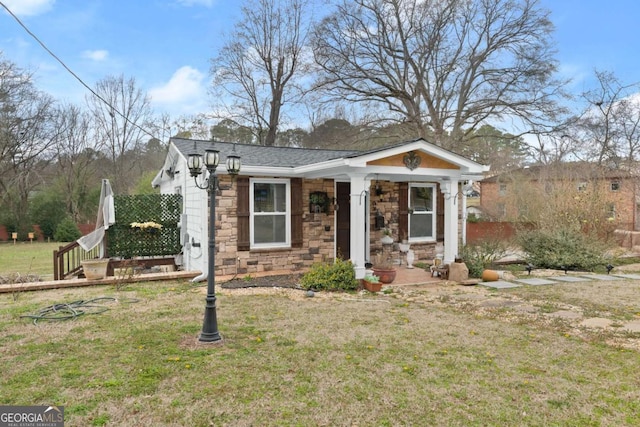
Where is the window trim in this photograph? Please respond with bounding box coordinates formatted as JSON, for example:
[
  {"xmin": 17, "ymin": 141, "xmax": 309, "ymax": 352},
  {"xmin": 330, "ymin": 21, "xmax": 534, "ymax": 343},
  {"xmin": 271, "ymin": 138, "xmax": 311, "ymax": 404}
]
[
  {"xmin": 249, "ymin": 178, "xmax": 291, "ymax": 249},
  {"xmin": 408, "ymin": 183, "xmax": 436, "ymax": 242}
]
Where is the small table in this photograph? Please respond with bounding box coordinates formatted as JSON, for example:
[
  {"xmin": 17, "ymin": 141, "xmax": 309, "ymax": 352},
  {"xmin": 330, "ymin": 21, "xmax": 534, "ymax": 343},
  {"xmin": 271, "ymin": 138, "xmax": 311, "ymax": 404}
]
[{"xmin": 430, "ymin": 264, "xmax": 449, "ymax": 279}]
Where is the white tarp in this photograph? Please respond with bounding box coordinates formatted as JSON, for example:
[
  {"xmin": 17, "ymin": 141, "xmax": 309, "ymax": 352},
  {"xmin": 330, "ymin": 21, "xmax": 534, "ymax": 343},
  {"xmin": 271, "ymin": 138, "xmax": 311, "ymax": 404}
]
[{"xmin": 77, "ymin": 179, "xmax": 115, "ymax": 254}]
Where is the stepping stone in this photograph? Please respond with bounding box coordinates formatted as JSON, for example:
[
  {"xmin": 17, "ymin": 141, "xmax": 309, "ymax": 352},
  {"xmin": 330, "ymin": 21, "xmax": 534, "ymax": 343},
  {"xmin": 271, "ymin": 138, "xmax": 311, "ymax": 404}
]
[
  {"xmin": 514, "ymin": 304, "xmax": 537, "ymax": 313},
  {"xmin": 622, "ymin": 321, "xmax": 640, "ymax": 333},
  {"xmin": 584, "ymin": 274, "xmax": 622, "ymax": 281},
  {"xmin": 544, "ymin": 310, "xmax": 582, "ymax": 319},
  {"xmin": 551, "ymin": 276, "xmax": 590, "ymax": 282},
  {"xmin": 612, "ymin": 274, "xmax": 640, "ymax": 280},
  {"xmin": 479, "ymin": 299, "xmax": 521, "ymax": 308},
  {"xmin": 580, "ymin": 318, "xmax": 613, "ymax": 328},
  {"xmin": 479, "ymin": 280, "xmax": 521, "ymax": 289},
  {"xmin": 514, "ymin": 278, "xmax": 557, "ymax": 286}
]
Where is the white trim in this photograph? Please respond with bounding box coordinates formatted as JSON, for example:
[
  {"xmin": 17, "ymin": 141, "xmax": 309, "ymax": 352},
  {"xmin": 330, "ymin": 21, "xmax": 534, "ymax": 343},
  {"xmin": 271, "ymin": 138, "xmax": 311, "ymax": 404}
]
[
  {"xmin": 408, "ymin": 183, "xmax": 437, "ymax": 242},
  {"xmin": 249, "ymin": 178, "xmax": 291, "ymax": 249}
]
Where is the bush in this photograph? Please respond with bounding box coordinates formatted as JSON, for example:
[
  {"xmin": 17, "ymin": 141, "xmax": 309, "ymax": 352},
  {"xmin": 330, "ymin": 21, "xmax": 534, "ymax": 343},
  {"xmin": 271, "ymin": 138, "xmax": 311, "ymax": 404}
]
[
  {"xmin": 54, "ymin": 217, "xmax": 81, "ymax": 242},
  {"xmin": 517, "ymin": 229, "xmax": 608, "ymax": 272},
  {"xmin": 460, "ymin": 239, "xmax": 508, "ymax": 278},
  {"xmin": 300, "ymin": 258, "xmax": 359, "ymax": 291},
  {"xmin": 29, "ymin": 191, "xmax": 67, "ymax": 239}
]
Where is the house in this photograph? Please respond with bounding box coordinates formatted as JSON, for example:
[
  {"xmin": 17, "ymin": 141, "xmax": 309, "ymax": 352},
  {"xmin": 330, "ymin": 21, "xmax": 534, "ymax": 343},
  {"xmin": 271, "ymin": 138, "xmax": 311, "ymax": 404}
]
[
  {"xmin": 480, "ymin": 163, "xmax": 639, "ymax": 231},
  {"xmin": 152, "ymin": 137, "xmax": 489, "ymax": 279}
]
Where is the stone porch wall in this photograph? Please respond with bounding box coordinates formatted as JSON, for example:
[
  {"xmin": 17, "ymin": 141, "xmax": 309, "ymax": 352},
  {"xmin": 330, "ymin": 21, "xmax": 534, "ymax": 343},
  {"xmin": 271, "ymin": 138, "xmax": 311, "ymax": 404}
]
[{"xmin": 369, "ymin": 181, "xmax": 439, "ymax": 265}]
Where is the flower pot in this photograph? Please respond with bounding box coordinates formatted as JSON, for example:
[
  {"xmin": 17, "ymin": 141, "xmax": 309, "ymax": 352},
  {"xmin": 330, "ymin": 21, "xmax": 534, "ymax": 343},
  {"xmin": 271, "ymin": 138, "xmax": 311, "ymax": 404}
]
[
  {"xmin": 81, "ymin": 259, "xmax": 110, "ymax": 280},
  {"xmin": 481, "ymin": 269, "xmax": 499, "ymax": 282},
  {"xmin": 381, "ymin": 235, "xmax": 393, "ymax": 245},
  {"xmin": 372, "ymin": 268, "xmax": 396, "ymax": 284},
  {"xmin": 363, "ymin": 280, "xmax": 382, "ymax": 292}
]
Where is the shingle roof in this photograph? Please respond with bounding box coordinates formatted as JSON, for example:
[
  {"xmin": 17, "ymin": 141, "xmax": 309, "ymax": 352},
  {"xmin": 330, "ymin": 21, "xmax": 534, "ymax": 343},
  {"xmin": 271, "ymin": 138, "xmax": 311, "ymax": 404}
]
[{"xmin": 172, "ymin": 138, "xmax": 361, "ymax": 168}]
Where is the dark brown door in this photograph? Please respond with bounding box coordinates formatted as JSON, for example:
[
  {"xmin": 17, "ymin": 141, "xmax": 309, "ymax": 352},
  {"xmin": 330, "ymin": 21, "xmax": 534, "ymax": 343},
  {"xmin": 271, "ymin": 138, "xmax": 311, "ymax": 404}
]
[{"xmin": 336, "ymin": 182, "xmax": 351, "ymax": 259}]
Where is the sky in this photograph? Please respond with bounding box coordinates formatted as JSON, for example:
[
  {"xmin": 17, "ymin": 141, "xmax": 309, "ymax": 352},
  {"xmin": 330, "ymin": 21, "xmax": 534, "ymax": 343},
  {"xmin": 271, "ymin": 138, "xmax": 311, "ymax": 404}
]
[{"xmin": 0, "ymin": 0, "xmax": 639, "ymax": 121}]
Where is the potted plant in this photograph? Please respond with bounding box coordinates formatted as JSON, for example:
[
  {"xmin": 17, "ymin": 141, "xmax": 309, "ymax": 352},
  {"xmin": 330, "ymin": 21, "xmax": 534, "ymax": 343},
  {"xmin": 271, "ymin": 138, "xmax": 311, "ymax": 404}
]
[
  {"xmin": 372, "ymin": 252, "xmax": 396, "ymax": 284},
  {"xmin": 381, "ymin": 228, "xmax": 394, "ymax": 245},
  {"xmin": 362, "ymin": 273, "xmax": 382, "ymax": 292},
  {"xmin": 309, "ymin": 191, "xmax": 329, "ymax": 213}
]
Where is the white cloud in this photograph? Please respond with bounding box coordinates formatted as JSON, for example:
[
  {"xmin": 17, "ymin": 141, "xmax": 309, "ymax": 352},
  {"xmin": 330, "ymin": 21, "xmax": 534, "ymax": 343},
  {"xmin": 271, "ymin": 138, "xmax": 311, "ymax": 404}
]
[
  {"xmin": 81, "ymin": 49, "xmax": 108, "ymax": 61},
  {"xmin": 149, "ymin": 66, "xmax": 206, "ymax": 111},
  {"xmin": 2, "ymin": 0, "xmax": 55, "ymax": 16}
]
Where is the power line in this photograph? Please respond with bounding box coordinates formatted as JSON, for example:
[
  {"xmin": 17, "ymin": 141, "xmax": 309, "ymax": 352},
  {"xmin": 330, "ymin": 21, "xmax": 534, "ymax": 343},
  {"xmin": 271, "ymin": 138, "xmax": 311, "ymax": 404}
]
[{"xmin": 0, "ymin": 1, "xmax": 157, "ymax": 140}]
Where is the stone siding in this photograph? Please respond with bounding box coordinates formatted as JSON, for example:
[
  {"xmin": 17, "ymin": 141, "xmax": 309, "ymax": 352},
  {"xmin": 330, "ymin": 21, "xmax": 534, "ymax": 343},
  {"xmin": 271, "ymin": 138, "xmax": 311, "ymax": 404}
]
[{"xmin": 215, "ymin": 177, "xmax": 335, "ymax": 276}]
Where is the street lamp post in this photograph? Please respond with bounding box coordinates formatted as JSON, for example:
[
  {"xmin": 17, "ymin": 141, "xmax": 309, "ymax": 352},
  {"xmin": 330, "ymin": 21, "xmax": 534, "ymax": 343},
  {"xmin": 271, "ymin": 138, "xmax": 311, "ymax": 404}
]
[{"xmin": 188, "ymin": 144, "xmax": 241, "ymax": 343}]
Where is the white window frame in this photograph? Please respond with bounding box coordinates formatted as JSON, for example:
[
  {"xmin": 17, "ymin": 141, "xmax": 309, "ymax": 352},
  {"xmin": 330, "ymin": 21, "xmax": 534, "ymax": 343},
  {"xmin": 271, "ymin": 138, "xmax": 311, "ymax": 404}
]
[
  {"xmin": 249, "ymin": 178, "xmax": 291, "ymax": 249},
  {"xmin": 408, "ymin": 183, "xmax": 436, "ymax": 242}
]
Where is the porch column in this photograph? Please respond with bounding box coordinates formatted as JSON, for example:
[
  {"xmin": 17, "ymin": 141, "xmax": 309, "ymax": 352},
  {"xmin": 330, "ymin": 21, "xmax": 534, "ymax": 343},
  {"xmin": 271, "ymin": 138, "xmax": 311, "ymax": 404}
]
[
  {"xmin": 440, "ymin": 180, "xmax": 459, "ymax": 264},
  {"xmin": 350, "ymin": 174, "xmax": 370, "ymax": 279}
]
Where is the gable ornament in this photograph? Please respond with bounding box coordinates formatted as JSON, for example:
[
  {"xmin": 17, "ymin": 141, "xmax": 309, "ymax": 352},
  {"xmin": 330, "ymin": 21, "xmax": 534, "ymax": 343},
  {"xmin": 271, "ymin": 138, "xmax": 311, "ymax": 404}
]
[{"xmin": 403, "ymin": 151, "xmax": 422, "ymax": 170}]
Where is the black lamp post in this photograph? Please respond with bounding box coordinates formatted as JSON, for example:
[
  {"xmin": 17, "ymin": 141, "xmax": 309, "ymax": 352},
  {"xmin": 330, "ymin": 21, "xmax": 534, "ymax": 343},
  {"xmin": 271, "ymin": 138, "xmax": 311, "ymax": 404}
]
[{"xmin": 188, "ymin": 143, "xmax": 241, "ymax": 342}]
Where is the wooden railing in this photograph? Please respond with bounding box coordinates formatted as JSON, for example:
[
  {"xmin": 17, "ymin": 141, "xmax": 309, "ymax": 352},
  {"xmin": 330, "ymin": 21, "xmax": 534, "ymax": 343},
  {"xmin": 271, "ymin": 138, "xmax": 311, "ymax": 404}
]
[{"xmin": 53, "ymin": 241, "xmax": 101, "ymax": 280}]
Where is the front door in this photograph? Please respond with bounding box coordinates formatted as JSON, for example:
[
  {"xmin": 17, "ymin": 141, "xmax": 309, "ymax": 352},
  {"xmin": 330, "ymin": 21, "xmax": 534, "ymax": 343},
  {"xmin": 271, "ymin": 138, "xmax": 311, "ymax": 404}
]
[{"xmin": 336, "ymin": 182, "xmax": 350, "ymax": 259}]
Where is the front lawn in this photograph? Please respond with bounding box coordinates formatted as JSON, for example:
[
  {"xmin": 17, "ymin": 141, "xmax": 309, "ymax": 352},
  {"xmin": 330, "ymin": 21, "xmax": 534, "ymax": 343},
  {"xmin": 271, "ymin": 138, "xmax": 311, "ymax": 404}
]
[{"xmin": 1, "ymin": 280, "xmax": 640, "ymax": 426}]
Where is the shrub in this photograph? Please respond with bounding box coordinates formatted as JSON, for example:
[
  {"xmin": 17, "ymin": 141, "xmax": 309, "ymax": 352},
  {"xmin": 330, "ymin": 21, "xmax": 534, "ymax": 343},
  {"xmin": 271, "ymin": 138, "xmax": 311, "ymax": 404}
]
[
  {"xmin": 54, "ymin": 217, "xmax": 81, "ymax": 242},
  {"xmin": 517, "ymin": 229, "xmax": 608, "ymax": 272},
  {"xmin": 460, "ymin": 239, "xmax": 508, "ymax": 278},
  {"xmin": 300, "ymin": 258, "xmax": 359, "ymax": 291}
]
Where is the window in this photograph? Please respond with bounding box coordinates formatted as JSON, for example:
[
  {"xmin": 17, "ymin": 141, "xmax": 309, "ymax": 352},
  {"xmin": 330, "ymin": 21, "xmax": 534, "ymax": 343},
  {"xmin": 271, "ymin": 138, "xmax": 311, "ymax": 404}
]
[
  {"xmin": 611, "ymin": 180, "xmax": 620, "ymax": 191},
  {"xmin": 497, "ymin": 203, "xmax": 506, "ymax": 219},
  {"xmin": 499, "ymin": 183, "xmax": 507, "ymax": 196},
  {"xmin": 607, "ymin": 203, "xmax": 616, "ymax": 220},
  {"xmin": 408, "ymin": 184, "xmax": 435, "ymax": 241},
  {"xmin": 250, "ymin": 179, "xmax": 290, "ymax": 248},
  {"xmin": 577, "ymin": 182, "xmax": 587, "ymax": 192}
]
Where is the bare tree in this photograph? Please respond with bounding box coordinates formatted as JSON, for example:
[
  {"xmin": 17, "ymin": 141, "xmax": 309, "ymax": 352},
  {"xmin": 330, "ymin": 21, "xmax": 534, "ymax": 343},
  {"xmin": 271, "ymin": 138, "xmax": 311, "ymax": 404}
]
[
  {"xmin": 0, "ymin": 55, "xmax": 58, "ymax": 233},
  {"xmin": 572, "ymin": 71, "xmax": 640, "ymax": 167},
  {"xmin": 52, "ymin": 103, "xmax": 101, "ymax": 222},
  {"xmin": 312, "ymin": 0, "xmax": 563, "ymax": 149},
  {"xmin": 210, "ymin": 0, "xmax": 311, "ymax": 146},
  {"xmin": 86, "ymin": 74, "xmax": 153, "ymax": 192}
]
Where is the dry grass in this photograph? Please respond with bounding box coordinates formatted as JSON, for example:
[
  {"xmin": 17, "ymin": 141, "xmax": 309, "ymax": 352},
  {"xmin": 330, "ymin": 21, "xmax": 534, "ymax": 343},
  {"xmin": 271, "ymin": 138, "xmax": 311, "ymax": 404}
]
[
  {"xmin": 0, "ymin": 241, "xmax": 62, "ymax": 280},
  {"xmin": 2, "ymin": 279, "xmax": 640, "ymax": 426}
]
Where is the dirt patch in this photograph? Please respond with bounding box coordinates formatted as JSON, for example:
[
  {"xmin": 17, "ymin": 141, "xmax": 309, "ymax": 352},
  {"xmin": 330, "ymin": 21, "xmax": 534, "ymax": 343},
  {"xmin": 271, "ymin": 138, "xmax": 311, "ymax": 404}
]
[{"xmin": 220, "ymin": 273, "xmax": 301, "ymax": 289}]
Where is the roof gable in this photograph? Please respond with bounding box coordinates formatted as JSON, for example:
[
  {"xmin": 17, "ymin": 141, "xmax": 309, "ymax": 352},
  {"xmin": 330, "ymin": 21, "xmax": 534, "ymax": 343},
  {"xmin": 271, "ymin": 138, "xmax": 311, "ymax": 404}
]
[{"xmin": 367, "ymin": 151, "xmax": 459, "ymax": 170}]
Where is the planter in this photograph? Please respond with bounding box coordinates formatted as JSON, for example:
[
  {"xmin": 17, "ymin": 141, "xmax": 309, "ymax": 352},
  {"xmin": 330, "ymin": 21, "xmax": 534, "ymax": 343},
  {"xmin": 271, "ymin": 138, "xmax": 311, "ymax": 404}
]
[
  {"xmin": 381, "ymin": 235, "xmax": 394, "ymax": 245},
  {"xmin": 481, "ymin": 269, "xmax": 499, "ymax": 282},
  {"xmin": 372, "ymin": 267, "xmax": 396, "ymax": 284},
  {"xmin": 363, "ymin": 280, "xmax": 382, "ymax": 292},
  {"xmin": 81, "ymin": 259, "xmax": 110, "ymax": 280}
]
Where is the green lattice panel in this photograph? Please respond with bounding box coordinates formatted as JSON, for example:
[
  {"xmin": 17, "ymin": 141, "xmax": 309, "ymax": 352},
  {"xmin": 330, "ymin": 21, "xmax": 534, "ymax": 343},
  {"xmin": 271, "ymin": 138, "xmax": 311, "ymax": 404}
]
[{"xmin": 107, "ymin": 194, "xmax": 182, "ymax": 258}]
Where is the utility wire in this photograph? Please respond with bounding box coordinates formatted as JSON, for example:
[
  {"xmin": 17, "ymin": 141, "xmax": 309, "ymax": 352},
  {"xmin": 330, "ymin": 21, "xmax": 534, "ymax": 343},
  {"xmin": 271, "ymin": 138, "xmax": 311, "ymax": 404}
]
[{"xmin": 0, "ymin": 1, "xmax": 157, "ymax": 140}]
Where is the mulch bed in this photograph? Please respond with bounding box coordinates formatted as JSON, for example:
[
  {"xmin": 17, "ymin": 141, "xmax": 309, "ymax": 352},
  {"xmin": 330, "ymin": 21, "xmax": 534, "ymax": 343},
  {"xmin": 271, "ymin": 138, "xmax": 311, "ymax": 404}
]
[{"xmin": 220, "ymin": 274, "xmax": 302, "ymax": 289}]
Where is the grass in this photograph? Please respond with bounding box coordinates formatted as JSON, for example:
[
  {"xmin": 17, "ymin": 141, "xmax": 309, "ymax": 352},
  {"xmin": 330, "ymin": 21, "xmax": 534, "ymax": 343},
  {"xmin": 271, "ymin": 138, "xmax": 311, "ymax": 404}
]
[
  {"xmin": 2, "ymin": 244, "xmax": 640, "ymax": 425},
  {"xmin": 2, "ymin": 279, "xmax": 640, "ymax": 426},
  {"xmin": 0, "ymin": 241, "xmax": 66, "ymax": 280}
]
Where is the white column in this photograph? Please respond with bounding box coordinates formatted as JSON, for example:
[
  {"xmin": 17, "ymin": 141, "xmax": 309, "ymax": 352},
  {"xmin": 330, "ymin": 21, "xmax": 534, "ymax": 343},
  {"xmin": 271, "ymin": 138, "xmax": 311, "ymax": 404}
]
[
  {"xmin": 440, "ymin": 180, "xmax": 459, "ymax": 264},
  {"xmin": 350, "ymin": 174, "xmax": 370, "ymax": 279}
]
